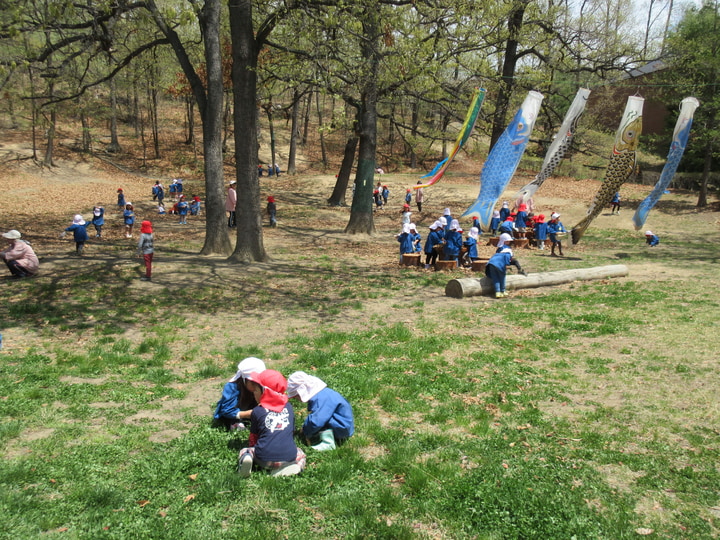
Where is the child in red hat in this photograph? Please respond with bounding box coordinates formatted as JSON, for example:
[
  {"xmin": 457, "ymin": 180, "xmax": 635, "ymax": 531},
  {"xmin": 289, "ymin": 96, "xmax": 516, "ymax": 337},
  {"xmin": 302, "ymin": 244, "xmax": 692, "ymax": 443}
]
[
  {"xmin": 237, "ymin": 370, "xmax": 306, "ymax": 477},
  {"xmin": 267, "ymin": 196, "xmax": 277, "ymax": 227},
  {"xmin": 138, "ymin": 221, "xmax": 154, "ymax": 281}
]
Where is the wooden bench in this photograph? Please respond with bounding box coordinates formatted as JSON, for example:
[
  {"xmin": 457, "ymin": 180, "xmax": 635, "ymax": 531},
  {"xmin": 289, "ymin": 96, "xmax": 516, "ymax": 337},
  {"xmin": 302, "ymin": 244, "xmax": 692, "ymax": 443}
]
[{"xmin": 400, "ymin": 253, "xmax": 422, "ymax": 267}]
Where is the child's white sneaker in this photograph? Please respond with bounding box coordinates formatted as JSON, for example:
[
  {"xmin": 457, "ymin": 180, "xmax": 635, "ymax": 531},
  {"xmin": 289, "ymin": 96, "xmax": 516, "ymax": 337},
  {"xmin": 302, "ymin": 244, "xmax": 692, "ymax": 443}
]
[{"xmin": 238, "ymin": 453, "xmax": 253, "ymax": 478}]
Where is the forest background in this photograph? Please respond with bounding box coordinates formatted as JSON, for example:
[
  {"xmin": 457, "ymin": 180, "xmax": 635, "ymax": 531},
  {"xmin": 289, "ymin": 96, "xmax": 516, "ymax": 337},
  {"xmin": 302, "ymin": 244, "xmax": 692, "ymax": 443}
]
[{"xmin": 1, "ymin": 0, "xmax": 720, "ymax": 538}]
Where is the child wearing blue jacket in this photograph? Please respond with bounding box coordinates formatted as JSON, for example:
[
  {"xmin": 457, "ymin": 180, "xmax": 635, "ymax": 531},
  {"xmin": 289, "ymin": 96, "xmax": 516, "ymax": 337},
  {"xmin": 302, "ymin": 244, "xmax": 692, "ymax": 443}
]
[
  {"xmin": 514, "ymin": 203, "xmax": 528, "ymax": 234},
  {"xmin": 124, "ymin": 203, "xmax": 135, "ymax": 238},
  {"xmin": 63, "ymin": 214, "xmax": 89, "ymax": 255},
  {"xmin": 463, "ymin": 226, "xmax": 480, "ymax": 265},
  {"xmin": 645, "ymin": 231, "xmax": 660, "ymax": 246},
  {"xmin": 91, "ymin": 205, "xmax": 105, "ymax": 238},
  {"xmin": 485, "ymin": 246, "xmax": 526, "ymax": 298},
  {"xmin": 214, "ymin": 357, "xmax": 265, "ymax": 430},
  {"xmin": 177, "ymin": 195, "xmax": 189, "ymax": 224},
  {"xmin": 534, "ymin": 214, "xmax": 548, "ymax": 250},
  {"xmin": 117, "ymin": 188, "xmax": 126, "ymax": 210},
  {"xmin": 547, "ymin": 213, "xmax": 566, "ymax": 256},
  {"xmin": 443, "ymin": 219, "xmax": 463, "ymax": 263},
  {"xmin": 287, "ymin": 371, "xmax": 354, "ymax": 451},
  {"xmin": 424, "ymin": 221, "xmax": 444, "ymax": 268},
  {"xmin": 396, "ymin": 223, "xmax": 415, "ymax": 261},
  {"xmin": 490, "ymin": 210, "xmax": 501, "ymax": 236},
  {"xmin": 499, "ymin": 201, "xmax": 510, "ymax": 222}
]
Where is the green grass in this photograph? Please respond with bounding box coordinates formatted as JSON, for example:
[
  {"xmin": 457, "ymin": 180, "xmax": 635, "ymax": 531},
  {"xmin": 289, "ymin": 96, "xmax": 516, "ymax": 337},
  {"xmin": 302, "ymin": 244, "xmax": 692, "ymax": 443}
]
[{"xmin": 1, "ymin": 204, "xmax": 720, "ymax": 538}]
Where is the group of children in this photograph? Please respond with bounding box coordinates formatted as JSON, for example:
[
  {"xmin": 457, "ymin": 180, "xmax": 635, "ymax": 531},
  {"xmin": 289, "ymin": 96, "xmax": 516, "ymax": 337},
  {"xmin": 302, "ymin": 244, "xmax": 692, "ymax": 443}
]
[
  {"xmin": 258, "ymin": 163, "xmax": 281, "ymax": 177},
  {"xmin": 373, "ymin": 182, "xmax": 390, "ymax": 210},
  {"xmin": 214, "ymin": 357, "xmax": 354, "ymax": 478}
]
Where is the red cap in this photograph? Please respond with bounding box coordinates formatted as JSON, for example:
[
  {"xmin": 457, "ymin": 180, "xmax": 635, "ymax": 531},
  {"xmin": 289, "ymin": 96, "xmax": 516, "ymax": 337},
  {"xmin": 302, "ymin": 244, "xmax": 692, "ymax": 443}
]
[{"xmin": 246, "ymin": 370, "xmax": 288, "ymax": 412}]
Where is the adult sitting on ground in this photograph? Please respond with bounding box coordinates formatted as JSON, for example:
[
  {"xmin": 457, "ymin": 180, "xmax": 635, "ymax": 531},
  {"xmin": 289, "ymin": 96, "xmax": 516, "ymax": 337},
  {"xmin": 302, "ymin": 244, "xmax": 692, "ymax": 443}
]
[{"xmin": 0, "ymin": 230, "xmax": 39, "ymax": 278}]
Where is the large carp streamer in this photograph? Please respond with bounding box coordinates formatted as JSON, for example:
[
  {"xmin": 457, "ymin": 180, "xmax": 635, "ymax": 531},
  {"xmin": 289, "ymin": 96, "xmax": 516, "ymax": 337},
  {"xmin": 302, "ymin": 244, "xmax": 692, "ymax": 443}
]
[
  {"xmin": 415, "ymin": 88, "xmax": 486, "ymax": 189},
  {"xmin": 571, "ymin": 96, "xmax": 644, "ymax": 244},
  {"xmin": 462, "ymin": 90, "xmax": 544, "ymax": 227},
  {"xmin": 632, "ymin": 97, "xmax": 699, "ymax": 230},
  {"xmin": 514, "ymin": 88, "xmax": 591, "ymax": 204}
]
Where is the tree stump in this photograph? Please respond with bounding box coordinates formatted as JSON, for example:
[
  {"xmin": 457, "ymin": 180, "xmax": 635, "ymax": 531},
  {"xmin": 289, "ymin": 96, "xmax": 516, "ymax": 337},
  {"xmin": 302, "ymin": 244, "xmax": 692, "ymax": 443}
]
[
  {"xmin": 445, "ymin": 264, "xmax": 629, "ymax": 298},
  {"xmin": 401, "ymin": 253, "xmax": 421, "ymax": 267},
  {"xmin": 471, "ymin": 259, "xmax": 488, "ymax": 272},
  {"xmin": 435, "ymin": 260, "xmax": 457, "ymax": 271}
]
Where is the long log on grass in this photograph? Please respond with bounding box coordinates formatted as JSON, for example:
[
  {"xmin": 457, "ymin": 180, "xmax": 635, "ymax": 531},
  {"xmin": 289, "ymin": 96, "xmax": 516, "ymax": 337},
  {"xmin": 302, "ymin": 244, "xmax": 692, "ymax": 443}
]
[{"xmin": 445, "ymin": 264, "xmax": 629, "ymax": 298}]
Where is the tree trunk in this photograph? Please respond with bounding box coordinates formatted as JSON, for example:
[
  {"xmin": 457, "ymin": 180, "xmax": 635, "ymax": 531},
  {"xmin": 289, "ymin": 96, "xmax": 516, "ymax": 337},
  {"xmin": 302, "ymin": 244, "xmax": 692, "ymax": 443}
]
[
  {"xmin": 228, "ymin": 0, "xmax": 267, "ymax": 262},
  {"xmin": 316, "ymin": 90, "xmax": 328, "ymax": 168},
  {"xmin": 43, "ymin": 109, "xmax": 56, "ymax": 167},
  {"xmin": 697, "ymin": 139, "xmax": 712, "ymax": 208},
  {"xmin": 43, "ymin": 65, "xmax": 55, "ymax": 167},
  {"xmin": 408, "ymin": 100, "xmax": 419, "ymax": 168},
  {"xmin": 265, "ymin": 103, "xmax": 277, "ymax": 173},
  {"xmin": 81, "ymin": 107, "xmax": 92, "ymax": 152},
  {"xmin": 302, "ymin": 90, "xmax": 312, "ymax": 146},
  {"xmin": 147, "ymin": 72, "xmax": 160, "ymax": 159},
  {"xmin": 489, "ymin": 0, "xmax": 528, "ymax": 150},
  {"xmin": 107, "ymin": 75, "xmax": 122, "ymax": 153},
  {"xmin": 328, "ymin": 134, "xmax": 358, "ymax": 206},
  {"xmin": 132, "ymin": 80, "xmax": 141, "ymax": 137},
  {"xmin": 185, "ymin": 96, "xmax": 195, "ymax": 145},
  {"xmin": 27, "ymin": 63, "xmax": 38, "ymax": 161},
  {"xmin": 287, "ymin": 89, "xmax": 300, "ymax": 175},
  {"xmin": 199, "ymin": 0, "xmax": 231, "ymax": 255},
  {"xmin": 445, "ymin": 265, "xmax": 629, "ymax": 298},
  {"xmin": 345, "ymin": 13, "xmax": 380, "ymax": 235}
]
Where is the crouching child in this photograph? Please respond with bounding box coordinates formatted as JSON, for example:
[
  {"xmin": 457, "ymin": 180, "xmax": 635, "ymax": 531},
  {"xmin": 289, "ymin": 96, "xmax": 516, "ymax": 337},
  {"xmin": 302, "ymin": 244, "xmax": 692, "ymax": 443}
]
[
  {"xmin": 237, "ymin": 370, "xmax": 306, "ymax": 478},
  {"xmin": 287, "ymin": 371, "xmax": 354, "ymax": 451}
]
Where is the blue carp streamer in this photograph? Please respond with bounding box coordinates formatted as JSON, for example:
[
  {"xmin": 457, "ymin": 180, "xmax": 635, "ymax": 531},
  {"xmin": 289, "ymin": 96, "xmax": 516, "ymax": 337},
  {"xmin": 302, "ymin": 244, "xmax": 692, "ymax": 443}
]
[
  {"xmin": 632, "ymin": 97, "xmax": 699, "ymax": 230},
  {"xmin": 462, "ymin": 90, "xmax": 544, "ymax": 228}
]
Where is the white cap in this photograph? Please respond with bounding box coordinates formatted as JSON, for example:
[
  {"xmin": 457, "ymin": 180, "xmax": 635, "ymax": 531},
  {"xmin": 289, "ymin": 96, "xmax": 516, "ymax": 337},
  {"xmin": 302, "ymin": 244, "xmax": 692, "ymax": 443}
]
[
  {"xmin": 287, "ymin": 371, "xmax": 327, "ymax": 402},
  {"xmin": 229, "ymin": 357, "xmax": 266, "ymax": 382},
  {"xmin": 2, "ymin": 230, "xmax": 21, "ymax": 240}
]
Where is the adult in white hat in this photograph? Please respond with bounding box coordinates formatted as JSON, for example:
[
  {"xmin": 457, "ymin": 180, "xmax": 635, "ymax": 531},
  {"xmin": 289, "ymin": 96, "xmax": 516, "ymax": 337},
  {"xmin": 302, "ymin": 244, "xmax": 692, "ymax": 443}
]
[
  {"xmin": 213, "ymin": 357, "xmax": 266, "ymax": 430},
  {"xmin": 0, "ymin": 230, "xmax": 39, "ymax": 278},
  {"xmin": 287, "ymin": 371, "xmax": 355, "ymax": 451}
]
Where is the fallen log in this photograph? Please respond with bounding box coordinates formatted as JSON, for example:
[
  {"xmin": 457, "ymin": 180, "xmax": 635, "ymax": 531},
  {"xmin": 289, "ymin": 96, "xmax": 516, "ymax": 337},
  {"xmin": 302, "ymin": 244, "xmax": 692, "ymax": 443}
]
[{"xmin": 445, "ymin": 264, "xmax": 629, "ymax": 298}]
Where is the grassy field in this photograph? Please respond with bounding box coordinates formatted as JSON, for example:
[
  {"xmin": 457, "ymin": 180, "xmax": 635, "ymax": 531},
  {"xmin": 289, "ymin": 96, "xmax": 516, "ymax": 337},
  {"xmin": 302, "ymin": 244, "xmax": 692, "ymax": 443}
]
[{"xmin": 1, "ymin": 156, "xmax": 720, "ymax": 539}]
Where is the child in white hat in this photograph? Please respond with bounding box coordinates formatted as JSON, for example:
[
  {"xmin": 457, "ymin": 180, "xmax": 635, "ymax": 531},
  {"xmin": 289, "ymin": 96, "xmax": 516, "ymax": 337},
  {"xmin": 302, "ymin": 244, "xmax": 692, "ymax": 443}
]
[
  {"xmin": 63, "ymin": 214, "xmax": 89, "ymax": 256},
  {"xmin": 287, "ymin": 371, "xmax": 354, "ymax": 451}
]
